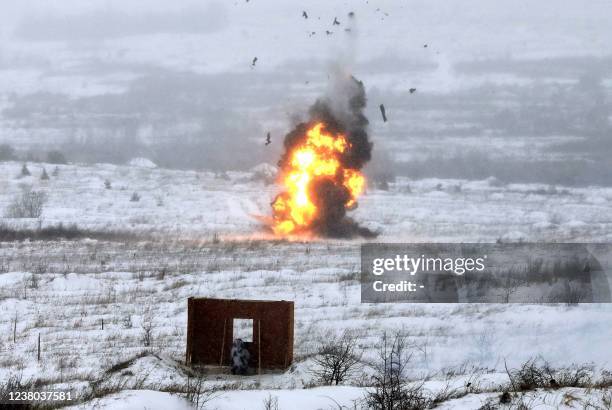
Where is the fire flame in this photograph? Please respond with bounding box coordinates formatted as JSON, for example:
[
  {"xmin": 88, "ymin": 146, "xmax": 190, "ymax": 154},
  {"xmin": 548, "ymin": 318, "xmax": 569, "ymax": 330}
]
[{"xmin": 272, "ymin": 122, "xmax": 365, "ymax": 235}]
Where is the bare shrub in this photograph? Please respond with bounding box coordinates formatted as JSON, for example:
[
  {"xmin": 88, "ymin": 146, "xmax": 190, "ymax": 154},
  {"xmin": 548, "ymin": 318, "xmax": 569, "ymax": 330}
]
[
  {"xmin": 56, "ymin": 356, "xmax": 78, "ymax": 382},
  {"xmin": 141, "ymin": 308, "xmax": 154, "ymax": 347},
  {"xmin": 105, "ymin": 351, "xmax": 149, "ymax": 374},
  {"xmin": 598, "ymin": 370, "xmax": 612, "ymax": 389},
  {"xmin": 5, "ymin": 187, "xmax": 47, "ymax": 218},
  {"xmin": 365, "ymin": 332, "xmax": 429, "ymax": 410},
  {"xmin": 184, "ymin": 370, "xmax": 219, "ymax": 410},
  {"xmin": 262, "ymin": 393, "xmax": 279, "ymax": 410},
  {"xmin": 505, "ymin": 358, "xmax": 593, "ymax": 392},
  {"xmin": 505, "ymin": 359, "xmax": 549, "ymax": 392},
  {"xmin": 156, "ymin": 266, "xmax": 167, "ymax": 280},
  {"xmin": 0, "ymin": 372, "xmax": 33, "ymax": 403},
  {"xmin": 0, "ymin": 257, "xmax": 9, "ymax": 273},
  {"xmin": 551, "ymin": 365, "xmax": 593, "ymax": 388},
  {"xmin": 499, "ymin": 390, "xmax": 512, "ymax": 404},
  {"xmin": 548, "ymin": 282, "xmax": 586, "ymax": 306},
  {"xmin": 20, "ymin": 163, "xmax": 31, "ymax": 177},
  {"xmin": 311, "ymin": 330, "xmax": 362, "ymax": 385},
  {"xmin": 429, "ymin": 380, "xmax": 465, "ymax": 407},
  {"xmin": 478, "ymin": 400, "xmax": 500, "ymax": 410},
  {"xmin": 83, "ymin": 370, "xmax": 146, "ymax": 402},
  {"xmin": 28, "ymin": 273, "xmax": 39, "ymax": 289},
  {"xmin": 602, "ymin": 389, "xmax": 612, "ymax": 409}
]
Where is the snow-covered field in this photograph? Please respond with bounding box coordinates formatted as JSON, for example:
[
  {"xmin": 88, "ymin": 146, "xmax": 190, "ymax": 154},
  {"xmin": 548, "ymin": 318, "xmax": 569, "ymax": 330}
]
[
  {"xmin": 1, "ymin": 161, "xmax": 611, "ymax": 242},
  {"xmin": 1, "ymin": 1, "xmax": 612, "ymax": 408},
  {"xmin": 1, "ymin": 162, "xmax": 612, "ymax": 409}
]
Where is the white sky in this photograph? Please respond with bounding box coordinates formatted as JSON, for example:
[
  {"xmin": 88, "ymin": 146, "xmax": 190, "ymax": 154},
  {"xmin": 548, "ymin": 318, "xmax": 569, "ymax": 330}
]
[{"xmin": 1, "ymin": 0, "xmax": 611, "ymax": 74}]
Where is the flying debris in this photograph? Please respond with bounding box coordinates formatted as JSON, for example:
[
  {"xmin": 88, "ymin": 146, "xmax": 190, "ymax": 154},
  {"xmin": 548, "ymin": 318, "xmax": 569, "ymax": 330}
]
[
  {"xmin": 251, "ymin": 57, "xmax": 258, "ymax": 67},
  {"xmin": 302, "ymin": 11, "xmax": 308, "ymax": 19},
  {"xmin": 409, "ymin": 88, "xmax": 416, "ymax": 94},
  {"xmin": 348, "ymin": 11, "xmax": 355, "ymax": 18},
  {"xmin": 344, "ymin": 28, "xmax": 352, "ymax": 33},
  {"xmin": 326, "ymin": 30, "xmax": 333, "ymax": 35},
  {"xmin": 379, "ymin": 104, "xmax": 387, "ymax": 122},
  {"xmin": 333, "ymin": 17, "xmax": 340, "ymax": 25},
  {"xmin": 265, "ymin": 132, "xmax": 271, "ymax": 146},
  {"xmin": 423, "ymin": 44, "xmax": 428, "ymax": 48}
]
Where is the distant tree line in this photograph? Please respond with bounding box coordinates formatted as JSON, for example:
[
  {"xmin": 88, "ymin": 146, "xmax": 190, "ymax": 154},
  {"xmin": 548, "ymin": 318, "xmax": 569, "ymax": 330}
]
[{"xmin": 0, "ymin": 144, "xmax": 68, "ymax": 164}]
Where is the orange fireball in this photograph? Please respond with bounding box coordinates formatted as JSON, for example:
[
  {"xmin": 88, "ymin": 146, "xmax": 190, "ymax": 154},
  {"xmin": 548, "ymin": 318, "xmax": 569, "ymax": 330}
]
[{"xmin": 272, "ymin": 122, "xmax": 365, "ymax": 235}]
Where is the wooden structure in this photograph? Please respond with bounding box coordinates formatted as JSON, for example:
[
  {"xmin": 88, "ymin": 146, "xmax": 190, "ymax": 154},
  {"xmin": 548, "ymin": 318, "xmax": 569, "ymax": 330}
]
[{"xmin": 186, "ymin": 297, "xmax": 294, "ymax": 371}]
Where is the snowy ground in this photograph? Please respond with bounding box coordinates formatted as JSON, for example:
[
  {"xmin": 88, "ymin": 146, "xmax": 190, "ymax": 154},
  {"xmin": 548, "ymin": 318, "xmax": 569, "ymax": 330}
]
[
  {"xmin": 1, "ymin": 161, "xmax": 611, "ymax": 242},
  {"xmin": 1, "ymin": 162, "xmax": 611, "ymax": 409},
  {"xmin": 1, "ymin": 1, "xmax": 612, "ymax": 408}
]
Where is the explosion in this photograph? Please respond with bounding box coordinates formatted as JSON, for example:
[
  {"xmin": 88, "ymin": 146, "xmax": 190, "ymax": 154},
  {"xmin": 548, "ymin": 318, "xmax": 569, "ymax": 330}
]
[{"xmin": 271, "ymin": 76, "xmax": 374, "ymax": 238}]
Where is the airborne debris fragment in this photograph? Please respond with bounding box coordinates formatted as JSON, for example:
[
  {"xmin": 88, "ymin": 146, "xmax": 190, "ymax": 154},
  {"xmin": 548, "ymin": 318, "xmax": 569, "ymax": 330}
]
[
  {"xmin": 409, "ymin": 88, "xmax": 416, "ymax": 94},
  {"xmin": 333, "ymin": 17, "xmax": 340, "ymax": 25},
  {"xmin": 379, "ymin": 104, "xmax": 387, "ymax": 122},
  {"xmin": 302, "ymin": 11, "xmax": 308, "ymax": 19},
  {"xmin": 265, "ymin": 132, "xmax": 271, "ymax": 146},
  {"xmin": 251, "ymin": 57, "xmax": 258, "ymax": 67}
]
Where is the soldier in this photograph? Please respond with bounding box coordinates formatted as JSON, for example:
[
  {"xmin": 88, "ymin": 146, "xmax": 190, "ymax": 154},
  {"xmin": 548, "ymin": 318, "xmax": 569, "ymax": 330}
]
[{"xmin": 230, "ymin": 338, "xmax": 250, "ymax": 375}]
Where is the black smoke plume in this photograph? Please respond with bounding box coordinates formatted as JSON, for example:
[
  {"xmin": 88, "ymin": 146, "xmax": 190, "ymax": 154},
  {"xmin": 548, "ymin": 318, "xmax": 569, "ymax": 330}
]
[{"xmin": 276, "ymin": 75, "xmax": 376, "ymax": 238}]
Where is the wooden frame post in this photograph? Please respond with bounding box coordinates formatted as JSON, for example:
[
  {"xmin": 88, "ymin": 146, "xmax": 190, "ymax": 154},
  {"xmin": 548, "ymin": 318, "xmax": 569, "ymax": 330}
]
[
  {"xmin": 219, "ymin": 318, "xmax": 227, "ymax": 366},
  {"xmin": 258, "ymin": 319, "xmax": 262, "ymax": 375}
]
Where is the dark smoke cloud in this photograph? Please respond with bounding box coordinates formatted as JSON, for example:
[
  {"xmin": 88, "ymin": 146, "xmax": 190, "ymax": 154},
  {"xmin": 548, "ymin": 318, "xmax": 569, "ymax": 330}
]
[{"xmin": 277, "ymin": 75, "xmax": 376, "ymax": 238}]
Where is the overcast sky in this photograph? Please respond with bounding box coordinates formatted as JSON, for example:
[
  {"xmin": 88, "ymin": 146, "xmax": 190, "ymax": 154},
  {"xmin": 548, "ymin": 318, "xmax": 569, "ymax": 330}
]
[
  {"xmin": 1, "ymin": 1, "xmax": 611, "ymax": 183},
  {"xmin": 1, "ymin": 0, "xmax": 612, "ymax": 75}
]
